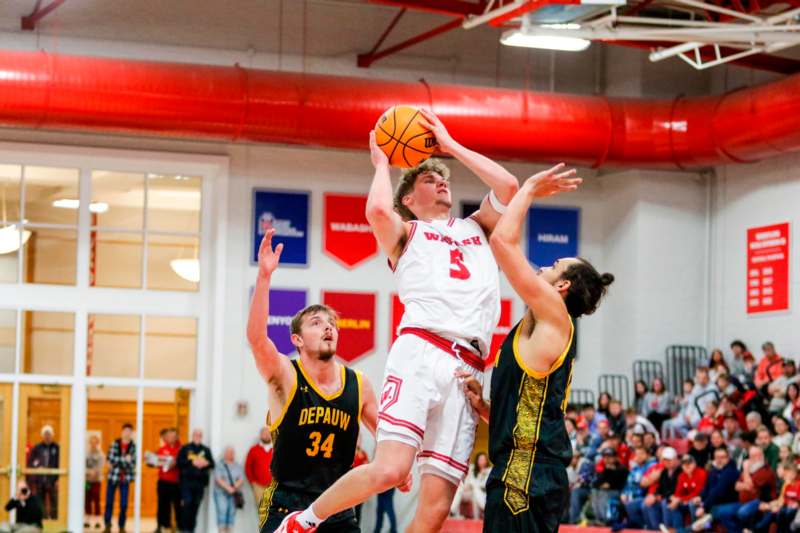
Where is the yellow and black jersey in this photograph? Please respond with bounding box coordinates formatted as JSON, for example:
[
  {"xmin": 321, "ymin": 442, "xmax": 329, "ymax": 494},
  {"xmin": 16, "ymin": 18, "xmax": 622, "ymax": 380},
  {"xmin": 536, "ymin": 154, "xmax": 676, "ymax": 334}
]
[
  {"xmin": 267, "ymin": 358, "xmax": 361, "ymax": 495},
  {"xmin": 487, "ymin": 317, "xmax": 575, "ymax": 514}
]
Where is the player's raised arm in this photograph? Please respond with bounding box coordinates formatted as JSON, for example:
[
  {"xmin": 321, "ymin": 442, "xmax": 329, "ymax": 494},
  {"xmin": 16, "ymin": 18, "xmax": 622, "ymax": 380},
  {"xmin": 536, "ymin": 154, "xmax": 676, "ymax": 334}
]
[
  {"xmin": 489, "ymin": 164, "xmax": 581, "ymax": 362},
  {"xmin": 246, "ymin": 229, "xmax": 294, "ymax": 387},
  {"xmin": 365, "ymin": 131, "xmax": 410, "ymax": 265},
  {"xmin": 418, "ymin": 108, "xmax": 519, "ymax": 234}
]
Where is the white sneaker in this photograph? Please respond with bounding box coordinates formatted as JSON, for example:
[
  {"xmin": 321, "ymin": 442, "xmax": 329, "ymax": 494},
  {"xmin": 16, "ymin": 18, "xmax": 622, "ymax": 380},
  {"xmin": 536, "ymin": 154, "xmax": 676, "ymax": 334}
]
[
  {"xmin": 692, "ymin": 514, "xmax": 713, "ymax": 531},
  {"xmin": 275, "ymin": 511, "xmax": 318, "ymax": 533},
  {"xmin": 659, "ymin": 525, "xmax": 671, "ymax": 533}
]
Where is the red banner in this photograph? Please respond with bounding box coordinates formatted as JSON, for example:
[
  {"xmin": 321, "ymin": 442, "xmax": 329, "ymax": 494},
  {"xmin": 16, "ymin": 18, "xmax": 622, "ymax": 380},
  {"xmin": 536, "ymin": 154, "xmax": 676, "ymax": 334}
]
[
  {"xmin": 390, "ymin": 293, "xmax": 404, "ymax": 344},
  {"xmin": 485, "ymin": 299, "xmax": 513, "ymax": 367},
  {"xmin": 747, "ymin": 222, "xmax": 790, "ymax": 314},
  {"xmin": 323, "ymin": 193, "xmax": 377, "ymax": 268},
  {"xmin": 322, "ymin": 291, "xmax": 376, "ymax": 362}
]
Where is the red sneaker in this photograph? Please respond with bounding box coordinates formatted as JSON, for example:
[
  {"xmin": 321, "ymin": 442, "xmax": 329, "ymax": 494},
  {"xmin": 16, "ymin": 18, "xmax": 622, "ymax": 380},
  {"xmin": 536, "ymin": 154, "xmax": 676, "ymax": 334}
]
[{"xmin": 275, "ymin": 511, "xmax": 318, "ymax": 533}]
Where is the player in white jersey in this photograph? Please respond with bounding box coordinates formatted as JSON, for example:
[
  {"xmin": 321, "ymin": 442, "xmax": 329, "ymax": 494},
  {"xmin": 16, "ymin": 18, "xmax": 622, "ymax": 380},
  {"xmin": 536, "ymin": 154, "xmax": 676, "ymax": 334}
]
[{"xmin": 277, "ymin": 109, "xmax": 520, "ymax": 533}]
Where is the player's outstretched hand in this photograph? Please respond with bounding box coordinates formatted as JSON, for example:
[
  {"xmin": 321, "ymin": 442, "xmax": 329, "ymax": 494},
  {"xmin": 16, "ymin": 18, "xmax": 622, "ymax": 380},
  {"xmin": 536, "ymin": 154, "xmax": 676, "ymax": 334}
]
[
  {"xmin": 525, "ymin": 163, "xmax": 582, "ymax": 199},
  {"xmin": 455, "ymin": 369, "xmax": 485, "ymax": 411},
  {"xmin": 397, "ymin": 472, "xmax": 413, "ymax": 493},
  {"xmin": 369, "ymin": 130, "xmax": 389, "ymax": 169},
  {"xmin": 417, "ymin": 108, "xmax": 454, "ymax": 154},
  {"xmin": 258, "ymin": 228, "xmax": 284, "ymax": 277}
]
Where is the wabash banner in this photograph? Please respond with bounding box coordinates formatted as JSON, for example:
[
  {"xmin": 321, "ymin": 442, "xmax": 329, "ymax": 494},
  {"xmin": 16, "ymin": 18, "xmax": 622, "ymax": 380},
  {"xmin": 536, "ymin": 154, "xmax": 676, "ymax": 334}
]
[
  {"xmin": 527, "ymin": 206, "xmax": 580, "ymax": 270},
  {"xmin": 257, "ymin": 288, "xmax": 307, "ymax": 355},
  {"xmin": 252, "ymin": 189, "xmax": 309, "ymax": 267},
  {"xmin": 324, "ymin": 193, "xmax": 378, "ymax": 268},
  {"xmin": 747, "ymin": 222, "xmax": 790, "ymax": 314},
  {"xmin": 322, "ymin": 291, "xmax": 376, "ymax": 363}
]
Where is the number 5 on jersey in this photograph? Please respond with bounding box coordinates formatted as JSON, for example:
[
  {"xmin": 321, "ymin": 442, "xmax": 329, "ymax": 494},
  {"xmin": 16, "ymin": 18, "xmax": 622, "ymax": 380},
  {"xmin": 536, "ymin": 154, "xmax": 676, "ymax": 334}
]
[
  {"xmin": 449, "ymin": 248, "xmax": 471, "ymax": 280},
  {"xmin": 307, "ymin": 431, "xmax": 335, "ymax": 458}
]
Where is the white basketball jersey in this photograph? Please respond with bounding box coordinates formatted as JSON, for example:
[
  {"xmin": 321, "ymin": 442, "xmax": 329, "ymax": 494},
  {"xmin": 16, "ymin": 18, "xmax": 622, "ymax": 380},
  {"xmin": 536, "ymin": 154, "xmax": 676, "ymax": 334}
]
[{"xmin": 393, "ymin": 216, "xmax": 500, "ymax": 357}]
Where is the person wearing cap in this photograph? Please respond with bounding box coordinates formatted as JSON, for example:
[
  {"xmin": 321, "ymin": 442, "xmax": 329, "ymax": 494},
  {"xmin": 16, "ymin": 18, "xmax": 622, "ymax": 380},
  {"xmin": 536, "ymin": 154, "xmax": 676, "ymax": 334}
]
[
  {"xmin": 26, "ymin": 425, "xmax": 59, "ymax": 520},
  {"xmin": 688, "ymin": 445, "xmax": 740, "ymax": 532},
  {"xmin": 659, "ymin": 455, "xmax": 707, "ymax": 532},
  {"xmin": 643, "ymin": 447, "xmax": 681, "ymax": 530},
  {"xmin": 709, "ymin": 445, "xmax": 776, "ymax": 533}
]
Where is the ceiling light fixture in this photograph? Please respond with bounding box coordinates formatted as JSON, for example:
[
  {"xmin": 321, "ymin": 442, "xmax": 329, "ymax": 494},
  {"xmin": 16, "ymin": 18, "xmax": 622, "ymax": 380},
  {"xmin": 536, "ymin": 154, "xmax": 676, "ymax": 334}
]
[
  {"xmin": 501, "ymin": 29, "xmax": 591, "ymax": 51},
  {"xmin": 0, "ymin": 184, "xmax": 30, "ymax": 255},
  {"xmin": 170, "ymin": 258, "xmax": 200, "ymax": 283}
]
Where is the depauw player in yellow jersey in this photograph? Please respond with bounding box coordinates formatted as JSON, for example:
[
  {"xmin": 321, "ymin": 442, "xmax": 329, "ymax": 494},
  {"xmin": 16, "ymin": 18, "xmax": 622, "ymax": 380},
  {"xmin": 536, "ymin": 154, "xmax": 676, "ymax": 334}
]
[
  {"xmin": 460, "ymin": 164, "xmax": 614, "ymax": 533},
  {"xmin": 247, "ymin": 229, "xmax": 410, "ymax": 533}
]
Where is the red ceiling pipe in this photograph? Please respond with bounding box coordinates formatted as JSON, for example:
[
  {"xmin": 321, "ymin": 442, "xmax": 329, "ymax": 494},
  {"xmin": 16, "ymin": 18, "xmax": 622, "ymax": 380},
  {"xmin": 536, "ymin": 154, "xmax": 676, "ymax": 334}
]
[{"xmin": 1, "ymin": 50, "xmax": 800, "ymax": 168}]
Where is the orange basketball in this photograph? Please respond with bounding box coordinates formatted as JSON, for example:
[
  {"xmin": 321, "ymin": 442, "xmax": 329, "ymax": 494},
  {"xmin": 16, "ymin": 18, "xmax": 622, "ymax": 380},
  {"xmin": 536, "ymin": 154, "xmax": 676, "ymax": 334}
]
[{"xmin": 375, "ymin": 105, "xmax": 438, "ymax": 168}]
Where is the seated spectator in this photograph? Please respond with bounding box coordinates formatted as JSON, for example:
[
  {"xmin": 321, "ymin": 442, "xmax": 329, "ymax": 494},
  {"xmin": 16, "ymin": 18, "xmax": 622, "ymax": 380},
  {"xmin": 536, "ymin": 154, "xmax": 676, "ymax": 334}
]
[
  {"xmin": 722, "ymin": 413, "xmax": 741, "ymax": 443},
  {"xmin": 643, "ymin": 447, "xmax": 682, "ymax": 530},
  {"xmin": 643, "ymin": 432, "xmax": 659, "ymax": 456},
  {"xmin": 591, "ymin": 448, "xmax": 628, "ymax": 525},
  {"xmin": 617, "ymin": 447, "xmax": 657, "ymax": 529},
  {"xmin": 734, "ymin": 431, "xmax": 757, "ymax": 470},
  {"xmin": 582, "ymin": 403, "xmax": 607, "ymax": 435},
  {"xmin": 757, "ymin": 460, "xmax": 800, "ymax": 532},
  {"xmin": 697, "ymin": 400, "xmax": 721, "ymax": 434},
  {"xmin": 598, "ymin": 392, "xmax": 613, "ymax": 418},
  {"xmin": 659, "ymin": 454, "xmax": 707, "ymax": 532},
  {"xmin": 710, "ymin": 445, "xmax": 776, "ymax": 533},
  {"xmin": 663, "ymin": 379, "xmax": 697, "ymax": 440},
  {"xmin": 741, "ymin": 352, "xmax": 757, "ymax": 384},
  {"xmin": 755, "ymin": 341, "xmax": 784, "ymax": 390},
  {"xmin": 625, "ymin": 408, "xmax": 660, "ymax": 444},
  {"xmin": 569, "ymin": 450, "xmax": 596, "ymax": 524},
  {"xmin": 608, "ymin": 400, "xmax": 627, "ymax": 437},
  {"xmin": 768, "ymin": 360, "xmax": 799, "ymax": 414},
  {"xmin": 635, "ymin": 380, "xmax": 648, "ymax": 416},
  {"xmin": 643, "ymin": 377, "xmax": 673, "ymax": 432},
  {"xmin": 688, "ymin": 432, "xmax": 712, "ymax": 469},
  {"xmin": 708, "ymin": 349, "xmax": 730, "ymax": 382},
  {"xmin": 774, "ymin": 415, "xmax": 794, "ymax": 448},
  {"xmin": 783, "ymin": 383, "xmax": 800, "ymax": 421},
  {"xmin": 688, "ymin": 446, "xmax": 740, "ymax": 532},
  {"xmin": 3, "ymin": 480, "xmax": 43, "ymax": 533},
  {"xmin": 710, "ymin": 430, "xmax": 729, "ymax": 454},
  {"xmin": 746, "ymin": 411, "xmax": 763, "ymax": 433},
  {"xmin": 623, "ymin": 447, "xmax": 664, "ymax": 530},
  {"xmin": 729, "ymin": 340, "xmax": 752, "ymax": 380},
  {"xmin": 757, "ymin": 425, "xmax": 781, "ymax": 470}
]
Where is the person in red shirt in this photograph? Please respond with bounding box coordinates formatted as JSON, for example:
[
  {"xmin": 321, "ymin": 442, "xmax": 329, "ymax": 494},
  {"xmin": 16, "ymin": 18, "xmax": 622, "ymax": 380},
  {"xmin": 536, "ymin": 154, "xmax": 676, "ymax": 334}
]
[
  {"xmin": 755, "ymin": 341, "xmax": 784, "ymax": 389},
  {"xmin": 152, "ymin": 427, "xmax": 181, "ymax": 533},
  {"xmin": 244, "ymin": 426, "xmax": 274, "ymax": 507},
  {"xmin": 660, "ymin": 455, "xmax": 707, "ymax": 532},
  {"xmin": 757, "ymin": 460, "xmax": 800, "ymax": 532}
]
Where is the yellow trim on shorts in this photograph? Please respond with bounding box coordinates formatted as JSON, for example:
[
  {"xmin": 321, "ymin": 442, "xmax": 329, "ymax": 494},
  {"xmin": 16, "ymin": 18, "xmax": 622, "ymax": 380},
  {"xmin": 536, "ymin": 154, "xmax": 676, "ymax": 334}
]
[
  {"xmin": 298, "ymin": 358, "xmax": 346, "ymax": 401},
  {"xmin": 258, "ymin": 479, "xmax": 278, "ymax": 529},
  {"xmin": 513, "ymin": 317, "xmax": 574, "ymax": 379},
  {"xmin": 268, "ymin": 364, "xmax": 298, "ymax": 432}
]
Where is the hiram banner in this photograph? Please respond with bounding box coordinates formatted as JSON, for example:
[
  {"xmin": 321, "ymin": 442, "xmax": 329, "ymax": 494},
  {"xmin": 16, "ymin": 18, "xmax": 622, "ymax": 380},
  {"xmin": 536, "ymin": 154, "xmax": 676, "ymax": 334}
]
[
  {"xmin": 252, "ymin": 189, "xmax": 309, "ymax": 267},
  {"xmin": 746, "ymin": 222, "xmax": 790, "ymax": 315},
  {"xmin": 323, "ymin": 193, "xmax": 378, "ymax": 268},
  {"xmin": 527, "ymin": 206, "xmax": 580, "ymax": 270},
  {"xmin": 322, "ymin": 291, "xmax": 376, "ymax": 363}
]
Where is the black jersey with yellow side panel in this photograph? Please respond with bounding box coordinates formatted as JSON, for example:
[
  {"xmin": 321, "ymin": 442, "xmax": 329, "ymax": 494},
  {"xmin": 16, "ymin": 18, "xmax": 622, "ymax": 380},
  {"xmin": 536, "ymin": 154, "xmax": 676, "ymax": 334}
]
[
  {"xmin": 268, "ymin": 358, "xmax": 361, "ymax": 495},
  {"xmin": 487, "ymin": 316, "xmax": 576, "ymax": 514}
]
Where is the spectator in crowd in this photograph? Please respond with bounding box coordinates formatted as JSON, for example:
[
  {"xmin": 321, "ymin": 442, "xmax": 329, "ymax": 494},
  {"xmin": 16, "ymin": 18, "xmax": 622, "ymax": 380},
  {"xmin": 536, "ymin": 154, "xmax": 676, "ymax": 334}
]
[
  {"xmin": 177, "ymin": 428, "xmax": 214, "ymax": 533},
  {"xmin": 213, "ymin": 446, "xmax": 244, "ymax": 533},
  {"xmin": 3, "ymin": 480, "xmax": 43, "ymax": 533},
  {"xmin": 689, "ymin": 445, "xmax": 740, "ymax": 531},
  {"xmin": 688, "ymin": 432, "xmax": 712, "ymax": 469},
  {"xmin": 774, "ymin": 415, "xmax": 794, "ymax": 448},
  {"xmin": 643, "ymin": 432, "xmax": 659, "ymax": 455},
  {"xmin": 660, "ymin": 454, "xmax": 707, "ymax": 532},
  {"xmin": 697, "ymin": 400, "xmax": 721, "ymax": 434},
  {"xmin": 768, "ymin": 360, "xmax": 799, "ymax": 414},
  {"xmin": 618, "ymin": 447, "xmax": 657, "ymax": 530},
  {"xmin": 570, "ymin": 448, "xmax": 597, "ymax": 523},
  {"xmin": 723, "ymin": 413, "xmax": 741, "ymax": 442},
  {"xmin": 625, "ymin": 408, "xmax": 660, "ymax": 444},
  {"xmin": 104, "ymin": 423, "xmax": 136, "ymax": 533},
  {"xmin": 591, "ymin": 448, "xmax": 628, "ymax": 525},
  {"xmin": 710, "ymin": 445, "xmax": 776, "ymax": 533},
  {"xmin": 709, "ymin": 429, "xmax": 728, "ymax": 453},
  {"xmin": 746, "ymin": 411, "xmax": 763, "ymax": 432},
  {"xmin": 733, "ymin": 431, "xmax": 757, "ymax": 470},
  {"xmin": 662, "ymin": 379, "xmax": 698, "ymax": 440},
  {"xmin": 469, "ymin": 452, "xmax": 491, "ymax": 518},
  {"xmin": 729, "ymin": 340, "xmax": 752, "ymax": 379},
  {"xmin": 152, "ymin": 427, "xmax": 181, "ymax": 533},
  {"xmin": 783, "ymin": 383, "xmax": 800, "ymax": 421},
  {"xmin": 244, "ymin": 427, "xmax": 273, "ymax": 510},
  {"xmin": 566, "ymin": 418, "xmax": 578, "ymax": 452},
  {"xmin": 755, "ymin": 342, "xmax": 784, "ymax": 390},
  {"xmin": 757, "ymin": 460, "xmax": 800, "ymax": 532},
  {"xmin": 643, "ymin": 447, "xmax": 681, "ymax": 530},
  {"xmin": 599, "ymin": 392, "xmax": 613, "ymax": 418},
  {"xmin": 757, "ymin": 425, "xmax": 781, "ymax": 470},
  {"xmin": 582, "ymin": 402, "xmax": 607, "ymax": 434},
  {"xmin": 643, "ymin": 377, "xmax": 673, "ymax": 432},
  {"xmin": 26, "ymin": 425, "xmax": 58, "ymax": 520},
  {"xmin": 608, "ymin": 400, "xmax": 627, "ymax": 437},
  {"xmin": 634, "ymin": 380, "xmax": 648, "ymax": 416},
  {"xmin": 84, "ymin": 434, "xmax": 104, "ymax": 529},
  {"xmin": 742, "ymin": 353, "xmax": 757, "ymax": 384},
  {"xmin": 374, "ymin": 489, "xmax": 397, "ymax": 533}
]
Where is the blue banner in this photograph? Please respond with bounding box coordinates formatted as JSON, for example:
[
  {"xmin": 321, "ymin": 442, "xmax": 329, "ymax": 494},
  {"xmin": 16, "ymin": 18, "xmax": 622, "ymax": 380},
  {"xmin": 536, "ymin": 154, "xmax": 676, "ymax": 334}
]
[
  {"xmin": 252, "ymin": 189, "xmax": 309, "ymax": 266},
  {"xmin": 527, "ymin": 206, "xmax": 580, "ymax": 270},
  {"xmin": 268, "ymin": 288, "xmax": 307, "ymax": 355}
]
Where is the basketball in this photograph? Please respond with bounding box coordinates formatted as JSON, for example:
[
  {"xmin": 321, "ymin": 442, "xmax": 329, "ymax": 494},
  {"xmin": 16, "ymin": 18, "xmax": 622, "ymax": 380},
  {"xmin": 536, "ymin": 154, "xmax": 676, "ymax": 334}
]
[{"xmin": 375, "ymin": 105, "xmax": 438, "ymax": 168}]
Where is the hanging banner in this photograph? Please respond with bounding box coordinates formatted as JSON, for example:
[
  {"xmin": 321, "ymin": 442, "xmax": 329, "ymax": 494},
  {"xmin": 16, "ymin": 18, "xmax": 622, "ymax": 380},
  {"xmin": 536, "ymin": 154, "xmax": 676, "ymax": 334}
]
[
  {"xmin": 527, "ymin": 206, "xmax": 580, "ymax": 270},
  {"xmin": 485, "ymin": 298, "xmax": 513, "ymax": 367},
  {"xmin": 322, "ymin": 291, "xmax": 376, "ymax": 363},
  {"xmin": 267, "ymin": 288, "xmax": 308, "ymax": 355},
  {"xmin": 252, "ymin": 189, "xmax": 309, "ymax": 267},
  {"xmin": 747, "ymin": 222, "xmax": 790, "ymax": 314},
  {"xmin": 323, "ymin": 193, "xmax": 377, "ymax": 268},
  {"xmin": 390, "ymin": 293, "xmax": 405, "ymax": 344},
  {"xmin": 461, "ymin": 200, "xmax": 482, "ymax": 219}
]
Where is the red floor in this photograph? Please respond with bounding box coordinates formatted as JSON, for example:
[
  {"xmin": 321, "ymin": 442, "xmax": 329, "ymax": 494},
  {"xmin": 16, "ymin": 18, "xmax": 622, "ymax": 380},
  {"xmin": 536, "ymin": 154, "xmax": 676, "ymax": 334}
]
[{"xmin": 443, "ymin": 519, "xmax": 650, "ymax": 533}]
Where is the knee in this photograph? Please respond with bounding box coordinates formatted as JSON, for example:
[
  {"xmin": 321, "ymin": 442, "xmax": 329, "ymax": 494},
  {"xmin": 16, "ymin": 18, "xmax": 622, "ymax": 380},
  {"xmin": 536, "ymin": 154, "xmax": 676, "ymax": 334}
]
[
  {"xmin": 416, "ymin": 498, "xmax": 452, "ymax": 528},
  {"xmin": 370, "ymin": 463, "xmax": 409, "ymax": 491}
]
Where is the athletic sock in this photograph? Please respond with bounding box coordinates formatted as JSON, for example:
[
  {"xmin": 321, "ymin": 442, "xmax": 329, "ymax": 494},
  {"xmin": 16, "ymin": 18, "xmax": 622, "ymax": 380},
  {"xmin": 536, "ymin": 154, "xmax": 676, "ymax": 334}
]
[{"xmin": 296, "ymin": 506, "xmax": 324, "ymax": 529}]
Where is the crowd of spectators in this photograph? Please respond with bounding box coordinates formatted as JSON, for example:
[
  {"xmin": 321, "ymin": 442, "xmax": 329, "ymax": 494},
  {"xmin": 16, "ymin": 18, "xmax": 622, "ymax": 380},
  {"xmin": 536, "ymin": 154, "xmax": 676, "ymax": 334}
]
[{"xmin": 565, "ymin": 340, "xmax": 800, "ymax": 533}]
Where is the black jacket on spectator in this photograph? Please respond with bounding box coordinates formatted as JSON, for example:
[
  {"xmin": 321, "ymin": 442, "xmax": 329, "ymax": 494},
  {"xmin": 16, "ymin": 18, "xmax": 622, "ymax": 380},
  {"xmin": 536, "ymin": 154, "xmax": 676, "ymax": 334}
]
[
  {"xmin": 608, "ymin": 414, "xmax": 626, "ymax": 437},
  {"xmin": 656, "ymin": 467, "xmax": 682, "ymax": 500},
  {"xmin": 689, "ymin": 446, "xmax": 712, "ymax": 469},
  {"xmin": 700, "ymin": 461, "xmax": 739, "ymax": 509},
  {"xmin": 4, "ymin": 495, "xmax": 44, "ymax": 527},
  {"xmin": 593, "ymin": 466, "xmax": 629, "ymax": 491},
  {"xmin": 177, "ymin": 442, "xmax": 215, "ymax": 488}
]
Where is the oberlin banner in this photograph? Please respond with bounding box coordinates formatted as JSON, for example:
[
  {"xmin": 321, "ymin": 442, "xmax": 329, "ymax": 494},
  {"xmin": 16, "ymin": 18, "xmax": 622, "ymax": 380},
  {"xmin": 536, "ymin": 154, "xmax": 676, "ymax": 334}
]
[
  {"xmin": 747, "ymin": 222, "xmax": 790, "ymax": 314},
  {"xmin": 323, "ymin": 193, "xmax": 377, "ymax": 268},
  {"xmin": 249, "ymin": 288, "xmax": 307, "ymax": 355},
  {"xmin": 252, "ymin": 189, "xmax": 309, "ymax": 266},
  {"xmin": 322, "ymin": 291, "xmax": 376, "ymax": 363},
  {"xmin": 527, "ymin": 206, "xmax": 580, "ymax": 270}
]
